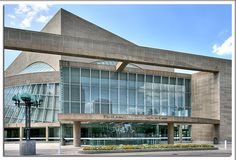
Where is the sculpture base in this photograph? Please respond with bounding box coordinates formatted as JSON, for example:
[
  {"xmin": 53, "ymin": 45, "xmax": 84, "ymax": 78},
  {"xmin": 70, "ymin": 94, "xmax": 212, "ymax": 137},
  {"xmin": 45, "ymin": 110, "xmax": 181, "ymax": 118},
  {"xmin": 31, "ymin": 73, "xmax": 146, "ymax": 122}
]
[{"xmin": 19, "ymin": 140, "xmax": 36, "ymax": 155}]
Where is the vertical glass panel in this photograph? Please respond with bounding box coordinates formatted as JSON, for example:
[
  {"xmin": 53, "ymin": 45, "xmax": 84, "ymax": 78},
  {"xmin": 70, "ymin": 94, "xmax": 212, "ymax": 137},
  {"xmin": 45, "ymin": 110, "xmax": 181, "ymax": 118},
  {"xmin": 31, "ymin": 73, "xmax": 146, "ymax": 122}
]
[
  {"xmin": 63, "ymin": 102, "xmax": 69, "ymax": 113},
  {"xmin": 177, "ymin": 92, "xmax": 184, "ymax": 107},
  {"xmin": 71, "ymin": 68, "xmax": 80, "ymax": 84},
  {"xmin": 146, "ymin": 75, "xmax": 153, "ymax": 83},
  {"xmin": 170, "ymin": 77, "xmax": 176, "ymax": 85},
  {"xmin": 128, "ymin": 89, "xmax": 135, "ymax": 105},
  {"xmin": 101, "ymin": 103, "xmax": 109, "ymax": 114},
  {"xmin": 49, "ymin": 127, "xmax": 59, "ymax": 138},
  {"xmin": 178, "ymin": 78, "xmax": 184, "ymax": 85},
  {"xmin": 162, "ymin": 77, "xmax": 168, "ymax": 84},
  {"xmin": 81, "ymin": 69, "xmax": 90, "ymax": 86},
  {"xmin": 111, "ymin": 104, "xmax": 118, "ymax": 114},
  {"xmin": 71, "ymin": 102, "xmax": 80, "ymax": 113},
  {"xmin": 47, "ymin": 96, "xmax": 53, "ymax": 109},
  {"xmin": 120, "ymin": 73, "xmax": 127, "ymax": 88},
  {"xmin": 92, "ymin": 103, "xmax": 100, "ymax": 114},
  {"xmin": 154, "ymin": 76, "xmax": 161, "ymax": 83},
  {"xmin": 47, "ymin": 83, "xmax": 54, "ymax": 95},
  {"xmin": 55, "ymin": 84, "xmax": 59, "ymax": 96},
  {"xmin": 169, "ymin": 92, "xmax": 175, "ymax": 106},
  {"xmin": 153, "ymin": 89, "xmax": 160, "ymax": 115},
  {"xmin": 185, "ymin": 79, "xmax": 191, "ymax": 92},
  {"xmin": 63, "ymin": 84, "xmax": 69, "ymax": 101},
  {"xmin": 54, "ymin": 97, "xmax": 59, "ymax": 109},
  {"xmin": 62, "ymin": 67, "xmax": 69, "ymax": 83},
  {"xmin": 81, "ymin": 102, "xmax": 85, "ymax": 113},
  {"xmin": 185, "ymin": 93, "xmax": 191, "ymax": 107},
  {"xmin": 101, "ymin": 71, "xmax": 109, "ymax": 86},
  {"xmin": 81, "ymin": 86, "xmax": 90, "ymax": 102},
  {"xmin": 45, "ymin": 110, "xmax": 53, "ymax": 122},
  {"xmin": 71, "ymin": 85, "xmax": 80, "ymax": 101},
  {"xmin": 91, "ymin": 70, "xmax": 100, "ymax": 108},
  {"xmin": 110, "ymin": 72, "xmax": 118, "ymax": 88},
  {"xmin": 85, "ymin": 102, "xmax": 91, "ymax": 113},
  {"xmin": 137, "ymin": 74, "xmax": 144, "ymax": 114},
  {"xmin": 161, "ymin": 92, "xmax": 168, "ymax": 115},
  {"xmin": 119, "ymin": 73, "xmax": 127, "ymax": 114}
]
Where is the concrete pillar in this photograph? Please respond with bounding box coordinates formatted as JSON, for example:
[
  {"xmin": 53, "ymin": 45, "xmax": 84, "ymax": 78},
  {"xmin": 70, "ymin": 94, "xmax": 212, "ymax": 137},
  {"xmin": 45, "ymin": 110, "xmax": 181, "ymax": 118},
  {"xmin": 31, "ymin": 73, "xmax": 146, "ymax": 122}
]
[
  {"xmin": 73, "ymin": 121, "xmax": 81, "ymax": 147},
  {"xmin": 179, "ymin": 124, "xmax": 183, "ymax": 143},
  {"xmin": 168, "ymin": 123, "xmax": 174, "ymax": 144},
  {"xmin": 19, "ymin": 127, "xmax": 23, "ymax": 141},
  {"xmin": 213, "ymin": 124, "xmax": 220, "ymax": 143},
  {"xmin": 46, "ymin": 126, "xmax": 49, "ymax": 142}
]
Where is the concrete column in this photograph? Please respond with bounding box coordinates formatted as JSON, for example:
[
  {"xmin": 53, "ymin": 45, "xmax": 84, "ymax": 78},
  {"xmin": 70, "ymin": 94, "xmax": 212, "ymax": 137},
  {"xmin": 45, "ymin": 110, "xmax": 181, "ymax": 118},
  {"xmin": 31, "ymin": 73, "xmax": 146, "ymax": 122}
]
[
  {"xmin": 168, "ymin": 123, "xmax": 174, "ymax": 144},
  {"xmin": 46, "ymin": 126, "xmax": 49, "ymax": 142},
  {"xmin": 179, "ymin": 124, "xmax": 183, "ymax": 143},
  {"xmin": 19, "ymin": 127, "xmax": 23, "ymax": 141},
  {"xmin": 73, "ymin": 121, "xmax": 81, "ymax": 147},
  {"xmin": 213, "ymin": 124, "xmax": 220, "ymax": 143}
]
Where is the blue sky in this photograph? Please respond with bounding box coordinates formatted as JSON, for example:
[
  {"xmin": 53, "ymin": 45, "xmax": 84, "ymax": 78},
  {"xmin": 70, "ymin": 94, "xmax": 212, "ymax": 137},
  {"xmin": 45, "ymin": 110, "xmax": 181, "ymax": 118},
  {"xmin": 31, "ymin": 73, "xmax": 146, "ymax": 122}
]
[{"xmin": 4, "ymin": 4, "xmax": 232, "ymax": 70}]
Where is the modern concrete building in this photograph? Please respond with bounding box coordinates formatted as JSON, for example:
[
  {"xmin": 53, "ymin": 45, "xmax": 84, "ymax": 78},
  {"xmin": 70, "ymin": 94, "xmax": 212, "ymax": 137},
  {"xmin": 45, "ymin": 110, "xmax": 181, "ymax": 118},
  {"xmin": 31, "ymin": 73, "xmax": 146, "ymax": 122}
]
[{"xmin": 4, "ymin": 9, "xmax": 231, "ymax": 146}]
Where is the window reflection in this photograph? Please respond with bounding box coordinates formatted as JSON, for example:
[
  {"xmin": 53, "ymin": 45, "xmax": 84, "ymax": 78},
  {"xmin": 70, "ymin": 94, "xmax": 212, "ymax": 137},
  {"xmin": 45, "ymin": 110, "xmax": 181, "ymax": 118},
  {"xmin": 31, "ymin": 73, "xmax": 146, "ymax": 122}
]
[{"xmin": 61, "ymin": 67, "xmax": 191, "ymax": 117}]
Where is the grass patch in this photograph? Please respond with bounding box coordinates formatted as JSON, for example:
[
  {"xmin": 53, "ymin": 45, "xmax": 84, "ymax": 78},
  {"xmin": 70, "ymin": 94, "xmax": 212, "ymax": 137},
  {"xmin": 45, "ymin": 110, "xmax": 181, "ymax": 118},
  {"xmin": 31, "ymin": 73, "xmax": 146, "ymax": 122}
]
[{"xmin": 83, "ymin": 143, "xmax": 214, "ymax": 151}]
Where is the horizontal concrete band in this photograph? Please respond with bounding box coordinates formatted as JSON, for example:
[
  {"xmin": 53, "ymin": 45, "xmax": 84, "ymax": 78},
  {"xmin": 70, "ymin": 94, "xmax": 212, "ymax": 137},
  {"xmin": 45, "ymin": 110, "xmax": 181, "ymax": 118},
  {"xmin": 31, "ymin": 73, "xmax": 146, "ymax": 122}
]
[
  {"xmin": 4, "ymin": 122, "xmax": 60, "ymax": 128},
  {"xmin": 4, "ymin": 27, "xmax": 229, "ymax": 72},
  {"xmin": 58, "ymin": 114, "xmax": 220, "ymax": 124},
  {"xmin": 4, "ymin": 71, "xmax": 60, "ymax": 87}
]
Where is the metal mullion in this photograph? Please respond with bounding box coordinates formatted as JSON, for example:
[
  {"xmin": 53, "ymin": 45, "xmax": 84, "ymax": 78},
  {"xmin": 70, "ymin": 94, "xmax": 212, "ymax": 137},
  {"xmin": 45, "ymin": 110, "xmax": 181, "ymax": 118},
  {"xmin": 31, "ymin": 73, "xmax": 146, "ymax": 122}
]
[
  {"xmin": 135, "ymin": 74, "xmax": 138, "ymax": 115},
  {"xmin": 69, "ymin": 67, "xmax": 71, "ymax": 113},
  {"xmin": 80, "ymin": 68, "xmax": 82, "ymax": 113},
  {"xmin": 90, "ymin": 69, "xmax": 92, "ymax": 114},
  {"xmin": 99, "ymin": 70, "xmax": 101, "ymax": 114},
  {"xmin": 183, "ymin": 79, "xmax": 186, "ymax": 117},
  {"xmin": 108, "ymin": 71, "xmax": 111, "ymax": 114},
  {"xmin": 42, "ymin": 95, "xmax": 48, "ymax": 122},
  {"xmin": 167, "ymin": 77, "xmax": 170, "ymax": 116},
  {"xmin": 144, "ymin": 74, "xmax": 146, "ymax": 115},
  {"xmin": 118, "ymin": 73, "xmax": 120, "ymax": 114},
  {"xmin": 127, "ymin": 73, "xmax": 129, "ymax": 114},
  {"xmin": 51, "ymin": 83, "xmax": 56, "ymax": 122},
  {"xmin": 33, "ymin": 84, "xmax": 39, "ymax": 121},
  {"xmin": 152, "ymin": 75, "xmax": 154, "ymax": 115},
  {"xmin": 176, "ymin": 78, "xmax": 178, "ymax": 111},
  {"xmin": 41, "ymin": 84, "xmax": 47, "ymax": 122},
  {"xmin": 160, "ymin": 76, "xmax": 162, "ymax": 114}
]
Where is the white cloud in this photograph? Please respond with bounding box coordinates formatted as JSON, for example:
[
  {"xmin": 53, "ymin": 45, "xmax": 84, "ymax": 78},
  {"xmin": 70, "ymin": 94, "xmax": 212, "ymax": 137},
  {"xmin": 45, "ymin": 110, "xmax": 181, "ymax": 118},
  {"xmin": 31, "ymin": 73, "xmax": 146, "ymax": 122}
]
[
  {"xmin": 8, "ymin": 14, "xmax": 16, "ymax": 19},
  {"xmin": 212, "ymin": 36, "xmax": 232, "ymax": 55},
  {"xmin": 15, "ymin": 4, "xmax": 31, "ymax": 14},
  {"xmin": 14, "ymin": 4, "xmax": 52, "ymax": 29},
  {"xmin": 36, "ymin": 15, "xmax": 51, "ymax": 23},
  {"xmin": 21, "ymin": 16, "xmax": 34, "ymax": 28}
]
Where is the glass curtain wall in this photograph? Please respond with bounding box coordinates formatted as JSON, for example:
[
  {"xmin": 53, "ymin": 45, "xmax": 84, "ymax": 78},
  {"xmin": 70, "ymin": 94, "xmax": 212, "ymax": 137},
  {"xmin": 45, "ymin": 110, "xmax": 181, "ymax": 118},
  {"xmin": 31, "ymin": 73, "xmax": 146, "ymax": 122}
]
[
  {"xmin": 4, "ymin": 83, "xmax": 60, "ymax": 124},
  {"xmin": 61, "ymin": 67, "xmax": 191, "ymax": 116},
  {"xmin": 61, "ymin": 122, "xmax": 192, "ymax": 145}
]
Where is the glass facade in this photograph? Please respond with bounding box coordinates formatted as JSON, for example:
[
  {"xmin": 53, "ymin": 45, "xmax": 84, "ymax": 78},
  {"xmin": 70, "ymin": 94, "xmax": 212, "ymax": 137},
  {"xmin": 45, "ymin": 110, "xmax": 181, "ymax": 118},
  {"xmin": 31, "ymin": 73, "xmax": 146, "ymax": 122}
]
[
  {"xmin": 61, "ymin": 67, "xmax": 191, "ymax": 116},
  {"xmin": 18, "ymin": 62, "xmax": 55, "ymax": 75},
  {"xmin": 61, "ymin": 122, "xmax": 191, "ymax": 145},
  {"xmin": 4, "ymin": 83, "xmax": 60, "ymax": 124}
]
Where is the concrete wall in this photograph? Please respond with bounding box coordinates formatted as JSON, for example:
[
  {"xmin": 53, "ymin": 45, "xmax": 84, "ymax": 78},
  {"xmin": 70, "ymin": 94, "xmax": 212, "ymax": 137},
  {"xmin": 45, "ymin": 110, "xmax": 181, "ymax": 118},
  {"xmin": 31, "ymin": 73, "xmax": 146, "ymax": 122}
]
[
  {"xmin": 191, "ymin": 60, "xmax": 232, "ymax": 143},
  {"xmin": 191, "ymin": 72, "xmax": 220, "ymax": 142},
  {"xmin": 60, "ymin": 9, "xmax": 134, "ymax": 45},
  {"xmin": 219, "ymin": 61, "xmax": 232, "ymax": 142},
  {"xmin": 5, "ymin": 9, "xmax": 62, "ymax": 77}
]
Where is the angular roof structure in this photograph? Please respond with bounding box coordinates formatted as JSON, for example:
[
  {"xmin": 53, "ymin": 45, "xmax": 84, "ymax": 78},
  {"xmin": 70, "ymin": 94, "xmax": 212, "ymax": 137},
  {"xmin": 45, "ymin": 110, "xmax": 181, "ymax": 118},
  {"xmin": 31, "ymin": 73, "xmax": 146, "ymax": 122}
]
[{"xmin": 5, "ymin": 8, "xmax": 173, "ymax": 77}]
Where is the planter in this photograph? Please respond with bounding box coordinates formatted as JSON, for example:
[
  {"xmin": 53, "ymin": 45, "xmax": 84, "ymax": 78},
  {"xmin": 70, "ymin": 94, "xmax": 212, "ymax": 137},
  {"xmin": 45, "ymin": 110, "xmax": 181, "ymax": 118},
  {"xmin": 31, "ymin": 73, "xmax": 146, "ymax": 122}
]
[{"xmin": 81, "ymin": 147, "xmax": 218, "ymax": 154}]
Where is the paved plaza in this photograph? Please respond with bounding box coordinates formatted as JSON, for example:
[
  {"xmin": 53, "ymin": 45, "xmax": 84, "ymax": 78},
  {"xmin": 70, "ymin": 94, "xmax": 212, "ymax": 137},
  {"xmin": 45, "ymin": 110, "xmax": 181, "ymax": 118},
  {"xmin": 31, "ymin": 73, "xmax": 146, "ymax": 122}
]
[{"xmin": 4, "ymin": 142, "xmax": 232, "ymax": 157}]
